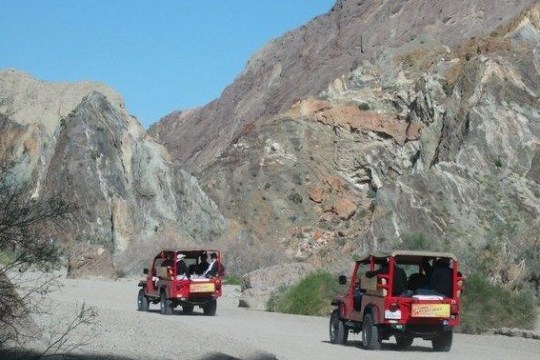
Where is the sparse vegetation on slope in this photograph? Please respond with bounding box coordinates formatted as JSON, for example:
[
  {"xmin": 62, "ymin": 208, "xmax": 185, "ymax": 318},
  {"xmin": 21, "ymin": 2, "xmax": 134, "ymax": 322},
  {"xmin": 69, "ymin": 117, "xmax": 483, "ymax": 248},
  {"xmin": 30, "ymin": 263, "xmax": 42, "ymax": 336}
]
[
  {"xmin": 460, "ymin": 274, "xmax": 537, "ymax": 334},
  {"xmin": 266, "ymin": 270, "xmax": 344, "ymax": 316}
]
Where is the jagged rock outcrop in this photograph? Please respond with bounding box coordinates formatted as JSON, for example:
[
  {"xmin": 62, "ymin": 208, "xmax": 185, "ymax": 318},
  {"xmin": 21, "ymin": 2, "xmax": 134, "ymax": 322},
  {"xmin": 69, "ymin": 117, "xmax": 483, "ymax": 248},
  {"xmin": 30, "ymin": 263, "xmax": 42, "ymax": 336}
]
[
  {"xmin": 152, "ymin": 0, "xmax": 540, "ymax": 290},
  {"xmin": 0, "ymin": 70, "xmax": 227, "ymax": 276}
]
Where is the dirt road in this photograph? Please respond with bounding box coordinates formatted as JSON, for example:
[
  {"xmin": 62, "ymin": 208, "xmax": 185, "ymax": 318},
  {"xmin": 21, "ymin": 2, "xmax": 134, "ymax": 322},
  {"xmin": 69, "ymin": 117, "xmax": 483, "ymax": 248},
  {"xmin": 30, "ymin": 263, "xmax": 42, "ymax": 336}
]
[{"xmin": 27, "ymin": 277, "xmax": 540, "ymax": 360}]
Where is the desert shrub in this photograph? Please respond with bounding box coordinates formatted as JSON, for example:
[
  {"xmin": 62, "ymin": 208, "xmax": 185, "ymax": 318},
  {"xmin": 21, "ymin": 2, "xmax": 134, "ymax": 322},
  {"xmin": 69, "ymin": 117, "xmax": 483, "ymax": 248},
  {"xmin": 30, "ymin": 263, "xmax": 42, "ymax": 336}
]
[
  {"xmin": 113, "ymin": 268, "xmax": 127, "ymax": 279},
  {"xmin": 288, "ymin": 192, "xmax": 303, "ymax": 204},
  {"xmin": 442, "ymin": 81, "xmax": 454, "ymax": 96},
  {"xmin": 459, "ymin": 274, "xmax": 537, "ymax": 334},
  {"xmin": 0, "ymin": 162, "xmax": 96, "ymax": 355},
  {"xmin": 222, "ymin": 275, "xmax": 242, "ymax": 285},
  {"xmin": 358, "ymin": 103, "xmax": 371, "ymax": 111},
  {"xmin": 266, "ymin": 284, "xmax": 290, "ymax": 312},
  {"xmin": 267, "ymin": 270, "xmax": 344, "ymax": 316}
]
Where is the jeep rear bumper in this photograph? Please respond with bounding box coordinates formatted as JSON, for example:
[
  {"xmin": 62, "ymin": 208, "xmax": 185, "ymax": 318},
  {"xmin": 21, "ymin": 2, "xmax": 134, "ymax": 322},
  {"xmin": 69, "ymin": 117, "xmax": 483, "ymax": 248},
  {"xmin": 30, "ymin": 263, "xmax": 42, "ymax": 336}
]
[{"xmin": 384, "ymin": 323, "xmax": 452, "ymax": 339}]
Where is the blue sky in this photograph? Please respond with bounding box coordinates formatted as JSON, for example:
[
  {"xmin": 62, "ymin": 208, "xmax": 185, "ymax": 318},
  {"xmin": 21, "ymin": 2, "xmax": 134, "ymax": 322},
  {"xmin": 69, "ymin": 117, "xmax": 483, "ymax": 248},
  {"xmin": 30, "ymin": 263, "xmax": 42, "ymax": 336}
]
[{"xmin": 1, "ymin": 1, "xmax": 335, "ymax": 128}]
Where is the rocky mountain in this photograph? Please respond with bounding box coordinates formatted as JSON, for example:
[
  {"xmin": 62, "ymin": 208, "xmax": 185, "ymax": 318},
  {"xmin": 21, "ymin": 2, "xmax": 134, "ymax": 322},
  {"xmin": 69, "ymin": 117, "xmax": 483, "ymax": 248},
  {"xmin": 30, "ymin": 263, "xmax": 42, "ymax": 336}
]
[
  {"xmin": 3, "ymin": 0, "xmax": 540, "ymax": 294},
  {"xmin": 150, "ymin": 0, "xmax": 540, "ymax": 292},
  {"xmin": 0, "ymin": 70, "xmax": 226, "ymax": 276}
]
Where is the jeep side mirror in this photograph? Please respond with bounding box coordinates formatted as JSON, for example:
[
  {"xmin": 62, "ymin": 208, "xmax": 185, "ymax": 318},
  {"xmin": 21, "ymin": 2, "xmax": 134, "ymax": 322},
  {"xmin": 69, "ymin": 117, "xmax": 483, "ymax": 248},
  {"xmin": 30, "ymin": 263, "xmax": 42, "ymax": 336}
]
[
  {"xmin": 338, "ymin": 275, "xmax": 347, "ymax": 285},
  {"xmin": 143, "ymin": 268, "xmax": 149, "ymax": 275}
]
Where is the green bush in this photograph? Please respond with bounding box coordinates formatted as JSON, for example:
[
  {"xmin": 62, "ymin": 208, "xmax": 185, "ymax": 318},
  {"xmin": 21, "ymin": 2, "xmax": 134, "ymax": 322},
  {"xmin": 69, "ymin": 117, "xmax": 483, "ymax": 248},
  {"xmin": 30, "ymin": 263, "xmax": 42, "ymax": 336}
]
[
  {"xmin": 266, "ymin": 270, "xmax": 344, "ymax": 316},
  {"xmin": 442, "ymin": 81, "xmax": 454, "ymax": 96},
  {"xmin": 222, "ymin": 275, "xmax": 242, "ymax": 285},
  {"xmin": 288, "ymin": 192, "xmax": 303, "ymax": 204},
  {"xmin": 358, "ymin": 103, "xmax": 371, "ymax": 111},
  {"xmin": 459, "ymin": 274, "xmax": 537, "ymax": 334},
  {"xmin": 267, "ymin": 285, "xmax": 289, "ymax": 312}
]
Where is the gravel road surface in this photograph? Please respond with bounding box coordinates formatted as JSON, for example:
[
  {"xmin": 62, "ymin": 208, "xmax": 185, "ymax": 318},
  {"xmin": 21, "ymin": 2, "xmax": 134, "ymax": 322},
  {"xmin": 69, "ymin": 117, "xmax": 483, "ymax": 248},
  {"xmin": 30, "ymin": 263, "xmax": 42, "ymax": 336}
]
[{"xmin": 23, "ymin": 276, "xmax": 540, "ymax": 360}]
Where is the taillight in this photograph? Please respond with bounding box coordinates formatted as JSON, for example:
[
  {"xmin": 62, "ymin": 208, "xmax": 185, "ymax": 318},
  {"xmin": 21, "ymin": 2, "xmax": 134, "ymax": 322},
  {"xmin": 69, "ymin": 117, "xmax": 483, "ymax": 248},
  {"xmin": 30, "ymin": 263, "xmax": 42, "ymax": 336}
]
[
  {"xmin": 451, "ymin": 303, "xmax": 459, "ymax": 315},
  {"xmin": 215, "ymin": 279, "xmax": 221, "ymax": 291}
]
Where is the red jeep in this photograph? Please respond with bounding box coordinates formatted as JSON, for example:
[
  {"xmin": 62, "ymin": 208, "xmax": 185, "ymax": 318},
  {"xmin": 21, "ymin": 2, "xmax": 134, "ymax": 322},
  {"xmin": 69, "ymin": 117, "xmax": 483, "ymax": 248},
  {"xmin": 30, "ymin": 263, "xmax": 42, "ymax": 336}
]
[
  {"xmin": 137, "ymin": 249, "xmax": 224, "ymax": 316},
  {"xmin": 330, "ymin": 251, "xmax": 464, "ymax": 351}
]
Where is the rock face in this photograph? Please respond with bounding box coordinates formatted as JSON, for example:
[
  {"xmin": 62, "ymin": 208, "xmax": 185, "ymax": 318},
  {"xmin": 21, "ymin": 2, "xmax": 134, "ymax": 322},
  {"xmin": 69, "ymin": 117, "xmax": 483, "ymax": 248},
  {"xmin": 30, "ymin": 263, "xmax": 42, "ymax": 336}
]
[
  {"xmin": 151, "ymin": 0, "xmax": 540, "ymax": 291},
  {"xmin": 149, "ymin": 0, "xmax": 537, "ymax": 173},
  {"xmin": 0, "ymin": 70, "xmax": 227, "ymax": 276}
]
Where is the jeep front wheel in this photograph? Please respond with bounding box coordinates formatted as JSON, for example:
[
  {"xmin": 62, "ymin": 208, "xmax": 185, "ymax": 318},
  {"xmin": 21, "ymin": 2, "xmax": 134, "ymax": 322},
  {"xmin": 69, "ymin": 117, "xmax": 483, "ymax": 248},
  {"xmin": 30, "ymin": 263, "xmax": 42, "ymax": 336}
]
[
  {"xmin": 160, "ymin": 291, "xmax": 173, "ymax": 315},
  {"xmin": 329, "ymin": 309, "xmax": 348, "ymax": 344},
  {"xmin": 362, "ymin": 313, "xmax": 381, "ymax": 350},
  {"xmin": 137, "ymin": 289, "xmax": 149, "ymax": 311},
  {"xmin": 203, "ymin": 299, "xmax": 217, "ymax": 316},
  {"xmin": 432, "ymin": 330, "xmax": 452, "ymax": 352}
]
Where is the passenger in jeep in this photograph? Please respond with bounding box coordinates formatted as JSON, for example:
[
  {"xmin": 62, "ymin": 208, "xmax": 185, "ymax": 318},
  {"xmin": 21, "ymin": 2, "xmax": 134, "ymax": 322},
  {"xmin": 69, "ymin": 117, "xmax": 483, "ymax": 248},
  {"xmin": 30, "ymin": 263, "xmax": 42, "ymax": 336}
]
[
  {"xmin": 204, "ymin": 252, "xmax": 219, "ymax": 278},
  {"xmin": 176, "ymin": 253, "xmax": 190, "ymax": 280},
  {"xmin": 366, "ymin": 261, "xmax": 408, "ymax": 296},
  {"xmin": 429, "ymin": 258, "xmax": 452, "ymax": 297},
  {"xmin": 354, "ymin": 278, "xmax": 363, "ymax": 311},
  {"xmin": 197, "ymin": 253, "xmax": 210, "ymax": 275}
]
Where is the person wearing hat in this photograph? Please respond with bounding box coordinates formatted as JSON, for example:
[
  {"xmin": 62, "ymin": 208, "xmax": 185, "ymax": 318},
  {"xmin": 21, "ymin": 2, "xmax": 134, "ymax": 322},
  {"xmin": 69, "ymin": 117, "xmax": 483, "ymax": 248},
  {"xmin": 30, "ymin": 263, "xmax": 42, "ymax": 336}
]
[{"xmin": 176, "ymin": 253, "xmax": 190, "ymax": 280}]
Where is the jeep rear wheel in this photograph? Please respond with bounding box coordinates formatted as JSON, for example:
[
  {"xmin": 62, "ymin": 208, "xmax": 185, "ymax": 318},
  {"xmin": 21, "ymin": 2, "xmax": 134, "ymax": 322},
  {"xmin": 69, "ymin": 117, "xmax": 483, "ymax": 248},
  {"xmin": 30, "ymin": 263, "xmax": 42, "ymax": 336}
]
[
  {"xmin": 182, "ymin": 304, "xmax": 194, "ymax": 314},
  {"xmin": 329, "ymin": 309, "xmax": 348, "ymax": 344},
  {"xmin": 160, "ymin": 291, "xmax": 173, "ymax": 315},
  {"xmin": 203, "ymin": 299, "xmax": 217, "ymax": 316},
  {"xmin": 362, "ymin": 313, "xmax": 381, "ymax": 350},
  {"xmin": 432, "ymin": 330, "xmax": 452, "ymax": 352},
  {"xmin": 137, "ymin": 289, "xmax": 149, "ymax": 311}
]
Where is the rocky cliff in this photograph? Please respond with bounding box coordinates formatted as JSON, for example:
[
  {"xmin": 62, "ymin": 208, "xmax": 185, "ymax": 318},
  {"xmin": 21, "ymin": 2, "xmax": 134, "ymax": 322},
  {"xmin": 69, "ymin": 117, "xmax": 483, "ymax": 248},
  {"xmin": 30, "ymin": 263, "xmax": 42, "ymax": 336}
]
[
  {"xmin": 151, "ymin": 0, "xmax": 540, "ymax": 292},
  {"xmin": 0, "ymin": 70, "xmax": 227, "ymax": 276}
]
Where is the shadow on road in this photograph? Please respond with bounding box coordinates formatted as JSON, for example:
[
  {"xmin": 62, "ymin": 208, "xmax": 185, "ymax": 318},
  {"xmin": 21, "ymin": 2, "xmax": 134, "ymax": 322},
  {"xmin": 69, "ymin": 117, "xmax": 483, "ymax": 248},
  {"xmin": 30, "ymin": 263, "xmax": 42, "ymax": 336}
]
[
  {"xmin": 0, "ymin": 349, "xmax": 137, "ymax": 360},
  {"xmin": 144, "ymin": 308, "xmax": 212, "ymax": 316},
  {"xmin": 322, "ymin": 340, "xmax": 435, "ymax": 352},
  {"xmin": 198, "ymin": 352, "xmax": 278, "ymax": 360},
  {"xmin": 1, "ymin": 349, "xmax": 278, "ymax": 360}
]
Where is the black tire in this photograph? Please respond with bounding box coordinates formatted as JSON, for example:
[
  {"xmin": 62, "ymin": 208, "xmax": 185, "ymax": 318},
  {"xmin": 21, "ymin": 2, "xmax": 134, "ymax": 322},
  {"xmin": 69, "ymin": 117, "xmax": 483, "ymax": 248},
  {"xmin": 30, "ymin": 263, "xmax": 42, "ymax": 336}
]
[
  {"xmin": 160, "ymin": 291, "xmax": 173, "ymax": 315},
  {"xmin": 329, "ymin": 309, "xmax": 349, "ymax": 344},
  {"xmin": 137, "ymin": 289, "xmax": 149, "ymax": 311},
  {"xmin": 203, "ymin": 299, "xmax": 217, "ymax": 316},
  {"xmin": 395, "ymin": 335, "xmax": 413, "ymax": 350},
  {"xmin": 432, "ymin": 330, "xmax": 453, "ymax": 352},
  {"xmin": 182, "ymin": 304, "xmax": 194, "ymax": 314},
  {"xmin": 362, "ymin": 313, "xmax": 381, "ymax": 350}
]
